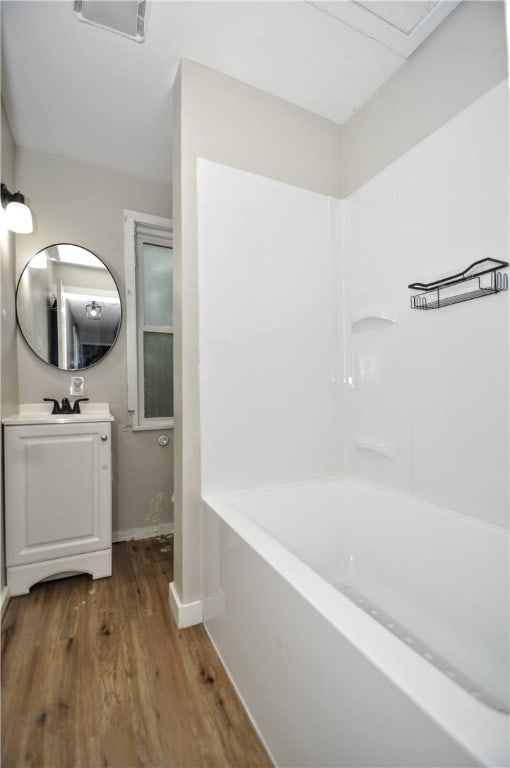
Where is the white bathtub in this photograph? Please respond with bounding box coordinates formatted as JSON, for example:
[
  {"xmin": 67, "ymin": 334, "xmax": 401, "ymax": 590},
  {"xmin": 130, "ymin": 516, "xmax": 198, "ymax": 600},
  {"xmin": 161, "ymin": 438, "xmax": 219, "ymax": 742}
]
[{"xmin": 202, "ymin": 477, "xmax": 509, "ymax": 767}]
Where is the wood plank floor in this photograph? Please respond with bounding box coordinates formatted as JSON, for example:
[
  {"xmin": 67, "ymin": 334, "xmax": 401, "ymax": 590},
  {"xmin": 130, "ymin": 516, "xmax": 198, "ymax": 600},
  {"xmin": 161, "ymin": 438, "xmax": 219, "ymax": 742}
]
[{"xmin": 1, "ymin": 537, "xmax": 272, "ymax": 768}]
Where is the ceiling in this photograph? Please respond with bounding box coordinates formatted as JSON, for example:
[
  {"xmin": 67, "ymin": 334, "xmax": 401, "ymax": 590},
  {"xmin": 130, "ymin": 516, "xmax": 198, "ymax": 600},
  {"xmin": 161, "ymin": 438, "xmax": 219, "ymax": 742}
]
[{"xmin": 1, "ymin": 0, "xmax": 460, "ymax": 185}]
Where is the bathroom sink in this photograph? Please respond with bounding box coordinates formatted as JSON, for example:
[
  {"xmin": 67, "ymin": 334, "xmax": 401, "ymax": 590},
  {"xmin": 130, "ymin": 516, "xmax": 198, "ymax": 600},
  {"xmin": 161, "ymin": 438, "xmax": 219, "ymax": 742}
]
[{"xmin": 2, "ymin": 402, "xmax": 114, "ymax": 425}]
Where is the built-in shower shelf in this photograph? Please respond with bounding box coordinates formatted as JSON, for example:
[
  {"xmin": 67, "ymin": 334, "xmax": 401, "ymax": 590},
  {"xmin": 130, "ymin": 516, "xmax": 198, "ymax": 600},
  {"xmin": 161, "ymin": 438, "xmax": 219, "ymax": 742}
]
[
  {"xmin": 409, "ymin": 258, "xmax": 508, "ymax": 310},
  {"xmin": 351, "ymin": 309, "xmax": 397, "ymax": 331},
  {"xmin": 355, "ymin": 437, "xmax": 396, "ymax": 460}
]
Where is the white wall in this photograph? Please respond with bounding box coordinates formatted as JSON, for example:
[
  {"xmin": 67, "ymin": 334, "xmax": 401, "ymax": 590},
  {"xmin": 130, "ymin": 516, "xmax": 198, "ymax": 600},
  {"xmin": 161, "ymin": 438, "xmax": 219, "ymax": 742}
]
[
  {"xmin": 198, "ymin": 160, "xmax": 343, "ymax": 495},
  {"xmin": 344, "ymin": 80, "xmax": 509, "ymax": 527},
  {"xmin": 14, "ymin": 147, "xmax": 173, "ymax": 537}
]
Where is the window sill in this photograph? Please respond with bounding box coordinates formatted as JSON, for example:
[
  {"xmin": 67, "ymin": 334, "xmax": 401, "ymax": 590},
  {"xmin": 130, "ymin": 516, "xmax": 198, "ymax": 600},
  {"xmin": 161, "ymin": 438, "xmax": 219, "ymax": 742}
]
[{"xmin": 131, "ymin": 420, "xmax": 174, "ymax": 432}]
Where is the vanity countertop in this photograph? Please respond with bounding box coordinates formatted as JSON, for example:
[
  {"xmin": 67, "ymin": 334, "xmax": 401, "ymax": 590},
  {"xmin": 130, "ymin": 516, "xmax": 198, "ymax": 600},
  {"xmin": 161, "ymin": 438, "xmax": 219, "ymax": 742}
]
[{"xmin": 2, "ymin": 402, "xmax": 114, "ymax": 425}]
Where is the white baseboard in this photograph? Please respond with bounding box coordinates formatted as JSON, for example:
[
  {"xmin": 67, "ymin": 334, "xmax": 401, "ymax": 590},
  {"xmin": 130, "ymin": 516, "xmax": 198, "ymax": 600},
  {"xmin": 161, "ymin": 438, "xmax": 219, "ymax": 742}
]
[
  {"xmin": 1, "ymin": 585, "xmax": 11, "ymax": 619},
  {"xmin": 113, "ymin": 522, "xmax": 174, "ymax": 543},
  {"xmin": 169, "ymin": 581, "xmax": 203, "ymax": 628}
]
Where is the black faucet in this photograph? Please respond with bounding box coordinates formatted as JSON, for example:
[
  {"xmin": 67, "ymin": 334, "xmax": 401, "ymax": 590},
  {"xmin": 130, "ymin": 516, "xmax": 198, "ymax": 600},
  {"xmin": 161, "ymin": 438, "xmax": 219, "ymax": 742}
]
[
  {"xmin": 44, "ymin": 397, "xmax": 62, "ymax": 414},
  {"xmin": 43, "ymin": 397, "xmax": 89, "ymax": 415},
  {"xmin": 60, "ymin": 397, "xmax": 73, "ymax": 414},
  {"xmin": 72, "ymin": 398, "xmax": 89, "ymax": 414}
]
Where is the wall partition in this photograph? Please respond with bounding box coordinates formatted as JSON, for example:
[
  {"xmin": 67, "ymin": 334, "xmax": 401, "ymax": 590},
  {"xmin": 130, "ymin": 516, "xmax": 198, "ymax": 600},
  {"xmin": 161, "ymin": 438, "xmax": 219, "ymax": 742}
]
[{"xmin": 197, "ymin": 159, "xmax": 343, "ymax": 495}]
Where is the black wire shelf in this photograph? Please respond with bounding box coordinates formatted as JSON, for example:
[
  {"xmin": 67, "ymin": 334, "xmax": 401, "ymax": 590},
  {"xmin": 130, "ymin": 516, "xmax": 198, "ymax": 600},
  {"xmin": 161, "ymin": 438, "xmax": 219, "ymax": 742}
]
[{"xmin": 409, "ymin": 258, "xmax": 509, "ymax": 310}]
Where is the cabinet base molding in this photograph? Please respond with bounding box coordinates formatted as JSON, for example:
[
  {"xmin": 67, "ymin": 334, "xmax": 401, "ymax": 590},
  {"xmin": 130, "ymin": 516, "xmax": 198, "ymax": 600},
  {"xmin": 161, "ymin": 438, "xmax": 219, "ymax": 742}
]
[
  {"xmin": 1, "ymin": 585, "xmax": 11, "ymax": 617},
  {"xmin": 7, "ymin": 549, "xmax": 112, "ymax": 597}
]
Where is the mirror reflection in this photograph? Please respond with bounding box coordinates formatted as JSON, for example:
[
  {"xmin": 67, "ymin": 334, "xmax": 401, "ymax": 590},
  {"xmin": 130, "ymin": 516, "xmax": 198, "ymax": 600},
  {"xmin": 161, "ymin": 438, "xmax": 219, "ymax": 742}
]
[{"xmin": 16, "ymin": 243, "xmax": 122, "ymax": 370}]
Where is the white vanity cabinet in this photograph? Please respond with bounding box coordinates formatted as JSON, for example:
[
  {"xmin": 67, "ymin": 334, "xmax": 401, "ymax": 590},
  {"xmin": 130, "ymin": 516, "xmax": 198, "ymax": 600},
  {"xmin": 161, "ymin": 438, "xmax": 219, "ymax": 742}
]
[{"xmin": 3, "ymin": 408, "xmax": 113, "ymax": 596}]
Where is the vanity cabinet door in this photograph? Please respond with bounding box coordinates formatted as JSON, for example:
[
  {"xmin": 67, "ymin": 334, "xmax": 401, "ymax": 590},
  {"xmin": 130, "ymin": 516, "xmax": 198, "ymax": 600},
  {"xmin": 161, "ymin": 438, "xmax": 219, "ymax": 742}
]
[{"xmin": 4, "ymin": 422, "xmax": 112, "ymax": 567}]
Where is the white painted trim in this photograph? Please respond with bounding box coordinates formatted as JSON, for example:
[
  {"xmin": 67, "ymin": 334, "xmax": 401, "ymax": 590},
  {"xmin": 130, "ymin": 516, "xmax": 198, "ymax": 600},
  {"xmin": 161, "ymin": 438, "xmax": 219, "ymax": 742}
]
[
  {"xmin": 124, "ymin": 211, "xmax": 138, "ymax": 413},
  {"xmin": 169, "ymin": 581, "xmax": 203, "ymax": 628},
  {"xmin": 1, "ymin": 585, "xmax": 11, "ymax": 618},
  {"xmin": 123, "ymin": 208, "xmax": 173, "ymax": 422},
  {"xmin": 131, "ymin": 420, "xmax": 174, "ymax": 432},
  {"xmin": 112, "ymin": 522, "xmax": 174, "ymax": 543}
]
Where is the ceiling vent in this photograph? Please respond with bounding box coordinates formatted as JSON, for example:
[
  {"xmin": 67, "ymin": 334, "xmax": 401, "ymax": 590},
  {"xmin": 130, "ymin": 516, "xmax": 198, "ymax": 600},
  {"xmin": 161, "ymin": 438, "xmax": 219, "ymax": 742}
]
[
  {"xmin": 73, "ymin": 0, "xmax": 149, "ymax": 43},
  {"xmin": 309, "ymin": 0, "xmax": 460, "ymax": 57}
]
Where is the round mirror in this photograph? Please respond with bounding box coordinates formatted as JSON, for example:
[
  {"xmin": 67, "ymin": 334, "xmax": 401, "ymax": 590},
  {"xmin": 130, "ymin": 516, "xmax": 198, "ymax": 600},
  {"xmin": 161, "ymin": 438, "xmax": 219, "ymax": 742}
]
[{"xmin": 16, "ymin": 243, "xmax": 122, "ymax": 370}]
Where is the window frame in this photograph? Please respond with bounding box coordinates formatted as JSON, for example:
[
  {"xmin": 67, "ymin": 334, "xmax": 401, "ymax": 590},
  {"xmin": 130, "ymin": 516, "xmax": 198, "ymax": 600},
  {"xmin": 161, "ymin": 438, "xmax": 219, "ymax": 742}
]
[{"xmin": 124, "ymin": 209, "xmax": 173, "ymax": 431}]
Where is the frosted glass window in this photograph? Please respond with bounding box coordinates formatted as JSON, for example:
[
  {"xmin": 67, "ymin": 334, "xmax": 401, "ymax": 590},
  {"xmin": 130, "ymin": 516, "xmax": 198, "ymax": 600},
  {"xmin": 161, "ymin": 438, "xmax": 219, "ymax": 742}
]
[
  {"xmin": 124, "ymin": 210, "xmax": 173, "ymax": 430},
  {"xmin": 143, "ymin": 333, "xmax": 173, "ymax": 418},
  {"xmin": 143, "ymin": 244, "xmax": 173, "ymax": 327}
]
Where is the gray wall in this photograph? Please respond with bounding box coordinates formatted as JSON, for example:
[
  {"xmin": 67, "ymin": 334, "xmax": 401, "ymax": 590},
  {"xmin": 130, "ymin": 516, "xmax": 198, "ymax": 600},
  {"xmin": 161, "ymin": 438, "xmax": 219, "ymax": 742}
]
[
  {"xmin": 1, "ymin": 100, "xmax": 17, "ymax": 595},
  {"xmin": 14, "ymin": 147, "xmax": 173, "ymax": 538},
  {"xmin": 340, "ymin": 0, "xmax": 508, "ymax": 195}
]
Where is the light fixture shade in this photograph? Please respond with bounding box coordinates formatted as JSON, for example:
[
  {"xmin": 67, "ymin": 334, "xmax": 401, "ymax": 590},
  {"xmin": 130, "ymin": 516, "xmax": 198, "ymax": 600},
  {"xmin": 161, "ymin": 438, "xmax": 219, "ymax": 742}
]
[
  {"xmin": 5, "ymin": 200, "xmax": 33, "ymax": 234},
  {"xmin": 86, "ymin": 300, "xmax": 103, "ymax": 319},
  {"xmin": 1, "ymin": 185, "xmax": 34, "ymax": 234}
]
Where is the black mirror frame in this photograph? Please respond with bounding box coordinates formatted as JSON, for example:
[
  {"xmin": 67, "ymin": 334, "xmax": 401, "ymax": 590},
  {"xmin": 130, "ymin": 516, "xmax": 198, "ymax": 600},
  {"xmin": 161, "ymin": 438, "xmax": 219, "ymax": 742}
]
[{"xmin": 15, "ymin": 243, "xmax": 123, "ymax": 371}]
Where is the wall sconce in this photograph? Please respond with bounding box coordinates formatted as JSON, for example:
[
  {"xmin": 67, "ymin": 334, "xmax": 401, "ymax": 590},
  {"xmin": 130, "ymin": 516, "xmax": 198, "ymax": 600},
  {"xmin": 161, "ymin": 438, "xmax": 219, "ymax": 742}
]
[
  {"xmin": 1, "ymin": 183, "xmax": 34, "ymax": 234},
  {"xmin": 85, "ymin": 300, "xmax": 103, "ymax": 319}
]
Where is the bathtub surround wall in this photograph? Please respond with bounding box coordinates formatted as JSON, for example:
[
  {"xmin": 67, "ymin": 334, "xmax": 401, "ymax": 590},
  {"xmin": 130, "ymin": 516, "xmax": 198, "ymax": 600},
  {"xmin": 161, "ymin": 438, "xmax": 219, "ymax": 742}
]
[
  {"xmin": 344, "ymin": 81, "xmax": 509, "ymax": 527},
  {"xmin": 198, "ymin": 80, "xmax": 509, "ymax": 525},
  {"xmin": 198, "ymin": 160, "xmax": 343, "ymax": 495},
  {"xmin": 13, "ymin": 148, "xmax": 173, "ymax": 538}
]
